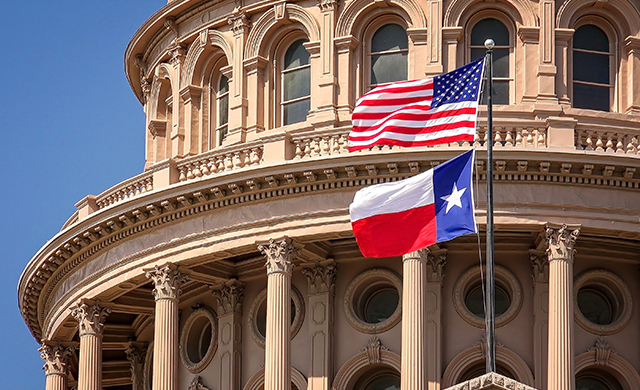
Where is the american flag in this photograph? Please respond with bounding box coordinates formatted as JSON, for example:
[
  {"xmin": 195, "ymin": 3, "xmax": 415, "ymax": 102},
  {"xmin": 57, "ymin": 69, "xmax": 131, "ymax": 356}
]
[{"xmin": 348, "ymin": 58, "xmax": 485, "ymax": 152}]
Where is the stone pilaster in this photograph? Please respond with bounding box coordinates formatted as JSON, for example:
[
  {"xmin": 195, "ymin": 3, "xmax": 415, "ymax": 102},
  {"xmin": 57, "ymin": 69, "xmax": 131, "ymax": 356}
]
[
  {"xmin": 302, "ymin": 260, "xmax": 337, "ymax": 390},
  {"xmin": 212, "ymin": 279, "xmax": 245, "ymax": 390},
  {"xmin": 258, "ymin": 238, "xmax": 297, "ymax": 390},
  {"xmin": 227, "ymin": 13, "xmax": 250, "ymax": 141},
  {"xmin": 425, "ymin": 251, "xmax": 446, "ymax": 390},
  {"xmin": 531, "ymin": 252, "xmax": 549, "ymax": 390},
  {"xmin": 145, "ymin": 263, "xmax": 187, "ymax": 390},
  {"xmin": 39, "ymin": 340, "xmax": 74, "ymax": 390},
  {"xmin": 125, "ymin": 342, "xmax": 147, "ymax": 390},
  {"xmin": 70, "ymin": 299, "xmax": 112, "ymax": 390},
  {"xmin": 401, "ymin": 248, "xmax": 429, "ymax": 390},
  {"xmin": 545, "ymin": 224, "xmax": 580, "ymax": 390}
]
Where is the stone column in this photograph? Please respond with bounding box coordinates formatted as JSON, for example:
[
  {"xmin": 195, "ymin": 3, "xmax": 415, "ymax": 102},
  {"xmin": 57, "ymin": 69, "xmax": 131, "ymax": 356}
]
[
  {"xmin": 227, "ymin": 13, "xmax": 250, "ymax": 142},
  {"xmin": 302, "ymin": 260, "xmax": 337, "ymax": 390},
  {"xmin": 545, "ymin": 224, "xmax": 580, "ymax": 390},
  {"xmin": 258, "ymin": 238, "xmax": 297, "ymax": 390},
  {"xmin": 401, "ymin": 249, "xmax": 429, "ymax": 390},
  {"xmin": 212, "ymin": 279, "xmax": 245, "ymax": 390},
  {"xmin": 125, "ymin": 342, "xmax": 147, "ymax": 390},
  {"xmin": 145, "ymin": 263, "xmax": 187, "ymax": 390},
  {"xmin": 71, "ymin": 299, "xmax": 112, "ymax": 390},
  {"xmin": 531, "ymin": 252, "xmax": 549, "ymax": 390},
  {"xmin": 39, "ymin": 340, "xmax": 74, "ymax": 390}
]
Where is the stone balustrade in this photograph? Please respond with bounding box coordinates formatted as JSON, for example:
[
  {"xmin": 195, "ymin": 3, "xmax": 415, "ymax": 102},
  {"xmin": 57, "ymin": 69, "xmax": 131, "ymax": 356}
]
[
  {"xmin": 175, "ymin": 145, "xmax": 264, "ymax": 183},
  {"xmin": 575, "ymin": 129, "xmax": 639, "ymax": 154},
  {"xmin": 95, "ymin": 172, "xmax": 154, "ymax": 209}
]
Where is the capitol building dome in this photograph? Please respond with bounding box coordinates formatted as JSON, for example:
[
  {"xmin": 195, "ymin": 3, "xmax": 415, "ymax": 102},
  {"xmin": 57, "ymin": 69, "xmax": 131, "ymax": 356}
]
[{"xmin": 19, "ymin": 0, "xmax": 640, "ymax": 390}]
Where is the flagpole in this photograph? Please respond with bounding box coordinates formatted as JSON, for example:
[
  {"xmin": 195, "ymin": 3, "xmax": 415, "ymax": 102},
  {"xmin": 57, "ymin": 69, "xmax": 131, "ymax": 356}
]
[{"xmin": 483, "ymin": 39, "xmax": 496, "ymax": 374}]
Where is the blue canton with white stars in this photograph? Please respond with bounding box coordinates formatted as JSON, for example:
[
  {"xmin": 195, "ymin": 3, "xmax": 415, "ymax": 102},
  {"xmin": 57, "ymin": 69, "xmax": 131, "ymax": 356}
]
[{"xmin": 432, "ymin": 58, "xmax": 485, "ymax": 108}]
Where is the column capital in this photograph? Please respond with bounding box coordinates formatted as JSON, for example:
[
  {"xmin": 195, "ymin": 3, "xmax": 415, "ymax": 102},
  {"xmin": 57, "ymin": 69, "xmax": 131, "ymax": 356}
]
[
  {"xmin": 530, "ymin": 252, "xmax": 549, "ymax": 283},
  {"xmin": 70, "ymin": 299, "xmax": 112, "ymax": 336},
  {"xmin": 144, "ymin": 263, "xmax": 188, "ymax": 301},
  {"xmin": 258, "ymin": 237, "xmax": 297, "ymax": 275},
  {"xmin": 39, "ymin": 340, "xmax": 74, "ymax": 376},
  {"xmin": 403, "ymin": 248, "xmax": 447, "ymax": 282},
  {"xmin": 227, "ymin": 13, "xmax": 250, "ymax": 36},
  {"xmin": 125, "ymin": 342, "xmax": 147, "ymax": 376},
  {"xmin": 211, "ymin": 278, "xmax": 246, "ymax": 315},
  {"xmin": 317, "ymin": 0, "xmax": 339, "ymax": 11},
  {"xmin": 302, "ymin": 259, "xmax": 338, "ymax": 294},
  {"xmin": 545, "ymin": 223, "xmax": 580, "ymax": 261}
]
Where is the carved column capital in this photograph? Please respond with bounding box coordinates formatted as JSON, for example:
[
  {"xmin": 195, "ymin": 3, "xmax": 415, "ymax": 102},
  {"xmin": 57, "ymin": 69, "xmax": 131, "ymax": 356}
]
[
  {"xmin": 125, "ymin": 342, "xmax": 147, "ymax": 378},
  {"xmin": 530, "ymin": 252, "xmax": 549, "ymax": 283},
  {"xmin": 70, "ymin": 299, "xmax": 112, "ymax": 336},
  {"xmin": 317, "ymin": 0, "xmax": 339, "ymax": 11},
  {"xmin": 258, "ymin": 237, "xmax": 297, "ymax": 275},
  {"xmin": 403, "ymin": 248, "xmax": 447, "ymax": 282},
  {"xmin": 168, "ymin": 44, "xmax": 187, "ymax": 68},
  {"xmin": 39, "ymin": 341, "xmax": 74, "ymax": 376},
  {"xmin": 144, "ymin": 263, "xmax": 188, "ymax": 301},
  {"xmin": 227, "ymin": 13, "xmax": 250, "ymax": 36},
  {"xmin": 211, "ymin": 279, "xmax": 245, "ymax": 315},
  {"xmin": 302, "ymin": 259, "xmax": 338, "ymax": 294},
  {"xmin": 545, "ymin": 223, "xmax": 580, "ymax": 261}
]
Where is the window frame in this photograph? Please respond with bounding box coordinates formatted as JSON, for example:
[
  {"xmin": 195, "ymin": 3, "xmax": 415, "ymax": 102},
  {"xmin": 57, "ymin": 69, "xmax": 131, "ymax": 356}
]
[
  {"xmin": 207, "ymin": 58, "xmax": 230, "ymax": 150},
  {"xmin": 570, "ymin": 17, "xmax": 618, "ymax": 112},
  {"xmin": 466, "ymin": 12, "xmax": 516, "ymax": 105},
  {"xmin": 273, "ymin": 32, "xmax": 311, "ymax": 128}
]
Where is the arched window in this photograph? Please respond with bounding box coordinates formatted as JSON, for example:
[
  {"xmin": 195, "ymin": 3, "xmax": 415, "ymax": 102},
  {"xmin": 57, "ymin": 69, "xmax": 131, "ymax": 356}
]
[
  {"xmin": 216, "ymin": 74, "xmax": 229, "ymax": 145},
  {"xmin": 354, "ymin": 368, "xmax": 400, "ymax": 390},
  {"xmin": 576, "ymin": 369, "xmax": 623, "ymax": 390},
  {"xmin": 458, "ymin": 362, "xmax": 516, "ymax": 383},
  {"xmin": 281, "ymin": 39, "xmax": 310, "ymax": 126},
  {"xmin": 470, "ymin": 18, "xmax": 511, "ymax": 105},
  {"xmin": 368, "ymin": 23, "xmax": 408, "ymax": 90},
  {"xmin": 572, "ymin": 24, "xmax": 612, "ymax": 111}
]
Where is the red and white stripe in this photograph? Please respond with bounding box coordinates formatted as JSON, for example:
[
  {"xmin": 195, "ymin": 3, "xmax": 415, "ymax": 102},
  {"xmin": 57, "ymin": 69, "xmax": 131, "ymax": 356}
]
[{"xmin": 348, "ymin": 78, "xmax": 478, "ymax": 151}]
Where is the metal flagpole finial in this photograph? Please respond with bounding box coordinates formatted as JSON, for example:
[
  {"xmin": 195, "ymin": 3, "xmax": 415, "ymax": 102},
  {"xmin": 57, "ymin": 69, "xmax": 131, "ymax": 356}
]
[{"xmin": 484, "ymin": 39, "xmax": 495, "ymax": 50}]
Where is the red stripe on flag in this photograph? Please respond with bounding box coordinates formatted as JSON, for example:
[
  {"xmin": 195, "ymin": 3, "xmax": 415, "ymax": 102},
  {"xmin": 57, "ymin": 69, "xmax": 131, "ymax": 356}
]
[
  {"xmin": 348, "ymin": 134, "xmax": 475, "ymax": 152},
  {"xmin": 351, "ymin": 203, "xmax": 437, "ymax": 258}
]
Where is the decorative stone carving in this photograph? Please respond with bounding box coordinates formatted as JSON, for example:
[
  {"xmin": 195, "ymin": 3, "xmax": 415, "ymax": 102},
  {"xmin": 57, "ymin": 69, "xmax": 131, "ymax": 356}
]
[
  {"xmin": 446, "ymin": 372, "xmax": 536, "ymax": 390},
  {"xmin": 588, "ymin": 337, "xmax": 615, "ymax": 366},
  {"xmin": 363, "ymin": 336, "xmax": 388, "ymax": 364},
  {"xmin": 530, "ymin": 253, "xmax": 549, "ymax": 283},
  {"xmin": 145, "ymin": 263, "xmax": 187, "ymax": 301},
  {"xmin": 545, "ymin": 224, "xmax": 580, "ymax": 261},
  {"xmin": 39, "ymin": 341, "xmax": 74, "ymax": 376},
  {"xmin": 70, "ymin": 299, "xmax": 112, "ymax": 336},
  {"xmin": 168, "ymin": 44, "xmax": 187, "ymax": 67},
  {"xmin": 211, "ymin": 279, "xmax": 245, "ymax": 315},
  {"xmin": 317, "ymin": 0, "xmax": 339, "ymax": 11},
  {"xmin": 188, "ymin": 375, "xmax": 211, "ymax": 390},
  {"xmin": 164, "ymin": 17, "xmax": 178, "ymax": 37},
  {"xmin": 125, "ymin": 342, "xmax": 147, "ymax": 381},
  {"xmin": 258, "ymin": 237, "xmax": 296, "ymax": 275},
  {"xmin": 302, "ymin": 260, "xmax": 337, "ymax": 294},
  {"xmin": 228, "ymin": 13, "xmax": 250, "ymax": 36},
  {"xmin": 426, "ymin": 251, "xmax": 447, "ymax": 283}
]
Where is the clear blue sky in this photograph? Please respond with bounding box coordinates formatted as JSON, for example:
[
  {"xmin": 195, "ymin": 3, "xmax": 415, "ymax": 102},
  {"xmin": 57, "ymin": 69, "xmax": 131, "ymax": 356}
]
[{"xmin": 0, "ymin": 2, "xmax": 163, "ymax": 388}]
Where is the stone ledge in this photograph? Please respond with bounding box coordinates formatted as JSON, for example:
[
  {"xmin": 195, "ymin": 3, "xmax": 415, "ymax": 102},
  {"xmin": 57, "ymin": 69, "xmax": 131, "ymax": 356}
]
[{"xmin": 444, "ymin": 372, "xmax": 538, "ymax": 390}]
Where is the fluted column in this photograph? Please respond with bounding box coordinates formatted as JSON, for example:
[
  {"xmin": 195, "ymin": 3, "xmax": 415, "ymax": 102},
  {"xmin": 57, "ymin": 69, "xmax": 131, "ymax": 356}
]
[
  {"xmin": 145, "ymin": 263, "xmax": 187, "ymax": 390},
  {"xmin": 39, "ymin": 340, "xmax": 74, "ymax": 390},
  {"xmin": 125, "ymin": 342, "xmax": 147, "ymax": 390},
  {"xmin": 302, "ymin": 260, "xmax": 337, "ymax": 390},
  {"xmin": 401, "ymin": 249, "xmax": 429, "ymax": 390},
  {"xmin": 71, "ymin": 299, "xmax": 112, "ymax": 390},
  {"xmin": 546, "ymin": 224, "xmax": 580, "ymax": 390},
  {"xmin": 258, "ymin": 238, "xmax": 296, "ymax": 390},
  {"xmin": 212, "ymin": 279, "xmax": 245, "ymax": 390}
]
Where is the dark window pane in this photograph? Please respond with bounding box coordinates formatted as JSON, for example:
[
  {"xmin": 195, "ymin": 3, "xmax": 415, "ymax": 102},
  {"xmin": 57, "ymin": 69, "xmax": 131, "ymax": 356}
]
[
  {"xmin": 219, "ymin": 75, "xmax": 229, "ymax": 94},
  {"xmin": 371, "ymin": 52, "xmax": 408, "ymax": 85},
  {"xmin": 576, "ymin": 378, "xmax": 610, "ymax": 390},
  {"xmin": 284, "ymin": 39, "xmax": 310, "ymax": 70},
  {"xmin": 573, "ymin": 83, "xmax": 610, "ymax": 111},
  {"xmin": 364, "ymin": 289, "xmax": 399, "ymax": 324},
  {"xmin": 574, "ymin": 24, "xmax": 609, "ymax": 52},
  {"xmin": 493, "ymin": 48, "xmax": 509, "ymax": 77},
  {"xmin": 218, "ymin": 94, "xmax": 228, "ymax": 125},
  {"xmin": 283, "ymin": 67, "xmax": 311, "ymax": 101},
  {"xmin": 218, "ymin": 125, "xmax": 228, "ymax": 145},
  {"xmin": 573, "ymin": 51, "xmax": 609, "ymax": 84},
  {"xmin": 465, "ymin": 284, "xmax": 510, "ymax": 318},
  {"xmin": 480, "ymin": 80, "xmax": 509, "ymax": 105},
  {"xmin": 283, "ymin": 98, "xmax": 310, "ymax": 125},
  {"xmin": 365, "ymin": 376, "xmax": 401, "ymax": 390},
  {"xmin": 577, "ymin": 289, "xmax": 613, "ymax": 325},
  {"xmin": 470, "ymin": 48, "xmax": 485, "ymax": 61},
  {"xmin": 471, "ymin": 18, "xmax": 509, "ymax": 46},
  {"xmin": 371, "ymin": 24, "xmax": 408, "ymax": 53}
]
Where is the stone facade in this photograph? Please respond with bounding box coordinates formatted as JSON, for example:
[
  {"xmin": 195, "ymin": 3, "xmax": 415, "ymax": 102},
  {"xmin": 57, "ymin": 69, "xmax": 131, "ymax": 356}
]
[{"xmin": 17, "ymin": 0, "xmax": 640, "ymax": 390}]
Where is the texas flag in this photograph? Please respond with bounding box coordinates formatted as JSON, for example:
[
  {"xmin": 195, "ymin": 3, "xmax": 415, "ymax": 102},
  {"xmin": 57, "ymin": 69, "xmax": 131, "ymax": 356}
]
[{"xmin": 349, "ymin": 150, "xmax": 477, "ymax": 258}]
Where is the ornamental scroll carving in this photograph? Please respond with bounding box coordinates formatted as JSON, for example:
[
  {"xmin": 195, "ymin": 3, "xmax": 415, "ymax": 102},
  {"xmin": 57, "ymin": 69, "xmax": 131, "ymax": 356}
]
[
  {"xmin": 363, "ymin": 336, "xmax": 388, "ymax": 364},
  {"xmin": 188, "ymin": 375, "xmax": 212, "ymax": 390},
  {"xmin": 545, "ymin": 224, "xmax": 580, "ymax": 261},
  {"xmin": 145, "ymin": 263, "xmax": 188, "ymax": 301},
  {"xmin": 302, "ymin": 260, "xmax": 337, "ymax": 294},
  {"xmin": 588, "ymin": 337, "xmax": 616, "ymax": 366},
  {"xmin": 125, "ymin": 342, "xmax": 147, "ymax": 382},
  {"xmin": 258, "ymin": 238, "xmax": 297, "ymax": 275},
  {"xmin": 317, "ymin": 0, "xmax": 339, "ymax": 11},
  {"xmin": 212, "ymin": 279, "xmax": 245, "ymax": 315},
  {"xmin": 427, "ymin": 252, "xmax": 447, "ymax": 282},
  {"xmin": 70, "ymin": 299, "xmax": 112, "ymax": 336},
  {"xmin": 228, "ymin": 13, "xmax": 250, "ymax": 36},
  {"xmin": 39, "ymin": 341, "xmax": 74, "ymax": 376}
]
